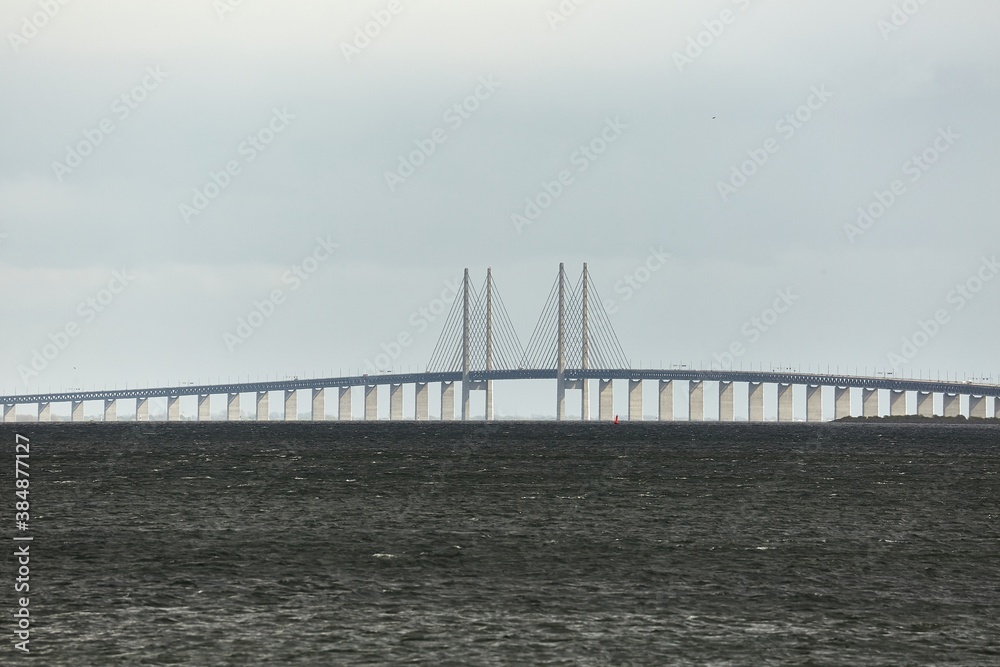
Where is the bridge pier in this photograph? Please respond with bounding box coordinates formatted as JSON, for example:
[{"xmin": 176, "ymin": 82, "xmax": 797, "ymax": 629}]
[
  {"xmin": 890, "ymin": 390, "xmax": 906, "ymax": 416},
  {"xmin": 917, "ymin": 391, "xmax": 933, "ymax": 417},
  {"xmin": 71, "ymin": 400, "xmax": 84, "ymax": 422},
  {"xmin": 390, "ymin": 384, "xmax": 403, "ymax": 420},
  {"xmin": 777, "ymin": 384, "xmax": 793, "ymax": 422},
  {"xmin": 969, "ymin": 395, "xmax": 987, "ymax": 418},
  {"xmin": 338, "ymin": 387, "xmax": 352, "ymax": 421},
  {"xmin": 581, "ymin": 379, "xmax": 589, "ymax": 421},
  {"xmin": 415, "ymin": 383, "xmax": 429, "ymax": 421},
  {"xmin": 599, "ymin": 380, "xmax": 614, "ymax": 421},
  {"xmin": 719, "ymin": 382, "xmax": 734, "ymax": 422},
  {"xmin": 834, "ymin": 387, "xmax": 850, "ymax": 420},
  {"xmin": 284, "ymin": 390, "xmax": 298, "ymax": 421},
  {"xmin": 256, "ymin": 392, "xmax": 269, "ymax": 421},
  {"xmin": 629, "ymin": 380, "xmax": 643, "ymax": 421},
  {"xmin": 995, "ymin": 398, "xmax": 1000, "ymax": 419},
  {"xmin": 943, "ymin": 393, "xmax": 960, "ymax": 417},
  {"xmin": 658, "ymin": 380, "xmax": 672, "ymax": 421},
  {"xmin": 2, "ymin": 404, "xmax": 14, "ymax": 423},
  {"xmin": 441, "ymin": 381, "xmax": 455, "ymax": 421},
  {"xmin": 137, "ymin": 398, "xmax": 149, "ymax": 422},
  {"xmin": 688, "ymin": 381, "xmax": 704, "ymax": 422},
  {"xmin": 486, "ymin": 380, "xmax": 495, "ymax": 421},
  {"xmin": 104, "ymin": 399, "xmax": 117, "ymax": 422},
  {"xmin": 748, "ymin": 383, "xmax": 764, "ymax": 422},
  {"xmin": 312, "ymin": 388, "xmax": 325, "ymax": 421},
  {"xmin": 364, "ymin": 385, "xmax": 378, "ymax": 420},
  {"xmin": 227, "ymin": 393, "xmax": 240, "ymax": 421},
  {"xmin": 806, "ymin": 385, "xmax": 822, "ymax": 422},
  {"xmin": 861, "ymin": 389, "xmax": 878, "ymax": 417},
  {"xmin": 167, "ymin": 396, "xmax": 181, "ymax": 422},
  {"xmin": 38, "ymin": 402, "xmax": 51, "ymax": 423},
  {"xmin": 198, "ymin": 395, "xmax": 212, "ymax": 421}
]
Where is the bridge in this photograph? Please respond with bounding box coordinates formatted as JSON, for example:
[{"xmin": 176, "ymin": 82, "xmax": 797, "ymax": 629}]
[{"xmin": 2, "ymin": 264, "xmax": 999, "ymax": 423}]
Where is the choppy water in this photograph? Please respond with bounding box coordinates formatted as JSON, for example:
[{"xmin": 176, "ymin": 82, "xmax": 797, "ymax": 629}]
[{"xmin": 2, "ymin": 422, "xmax": 999, "ymax": 665}]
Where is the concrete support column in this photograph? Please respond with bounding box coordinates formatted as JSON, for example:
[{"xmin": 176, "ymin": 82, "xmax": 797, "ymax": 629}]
[
  {"xmin": 389, "ymin": 384, "xmax": 403, "ymax": 420},
  {"xmin": 748, "ymin": 383, "xmax": 765, "ymax": 422},
  {"xmin": 834, "ymin": 387, "xmax": 850, "ymax": 420},
  {"xmin": 284, "ymin": 390, "xmax": 298, "ymax": 421},
  {"xmin": 312, "ymin": 388, "xmax": 325, "ymax": 421},
  {"xmin": 72, "ymin": 400, "xmax": 85, "ymax": 422},
  {"xmin": 256, "ymin": 392, "xmax": 269, "ymax": 421},
  {"xmin": 943, "ymin": 393, "xmax": 960, "ymax": 417},
  {"xmin": 658, "ymin": 380, "xmax": 673, "ymax": 421},
  {"xmin": 581, "ymin": 379, "xmax": 590, "ymax": 421},
  {"xmin": 719, "ymin": 382, "xmax": 734, "ymax": 422},
  {"xmin": 104, "ymin": 399, "xmax": 117, "ymax": 422},
  {"xmin": 227, "ymin": 393, "xmax": 240, "ymax": 421},
  {"xmin": 890, "ymin": 390, "xmax": 906, "ymax": 416},
  {"xmin": 167, "ymin": 396, "xmax": 181, "ymax": 422},
  {"xmin": 198, "ymin": 395, "xmax": 212, "ymax": 421},
  {"xmin": 338, "ymin": 387, "xmax": 352, "ymax": 421},
  {"xmin": 994, "ymin": 398, "xmax": 1000, "ymax": 419},
  {"xmin": 688, "ymin": 381, "xmax": 704, "ymax": 422},
  {"xmin": 38, "ymin": 403, "xmax": 51, "ymax": 423},
  {"xmin": 777, "ymin": 384, "xmax": 793, "ymax": 422},
  {"xmin": 806, "ymin": 386, "xmax": 822, "ymax": 422},
  {"xmin": 969, "ymin": 395, "xmax": 987, "ymax": 418},
  {"xmin": 862, "ymin": 389, "xmax": 878, "ymax": 417},
  {"xmin": 486, "ymin": 380, "xmax": 494, "ymax": 421},
  {"xmin": 441, "ymin": 382, "xmax": 455, "ymax": 421},
  {"xmin": 415, "ymin": 383, "xmax": 429, "ymax": 421},
  {"xmin": 2, "ymin": 404, "xmax": 14, "ymax": 423},
  {"xmin": 916, "ymin": 391, "xmax": 933, "ymax": 417},
  {"xmin": 628, "ymin": 380, "xmax": 643, "ymax": 421},
  {"xmin": 599, "ymin": 380, "xmax": 614, "ymax": 421},
  {"xmin": 365, "ymin": 385, "xmax": 378, "ymax": 420},
  {"xmin": 137, "ymin": 398, "xmax": 149, "ymax": 422}
]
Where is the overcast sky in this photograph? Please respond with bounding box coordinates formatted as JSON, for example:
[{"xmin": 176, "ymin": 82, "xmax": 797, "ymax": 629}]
[{"xmin": 1, "ymin": 0, "xmax": 998, "ymax": 417}]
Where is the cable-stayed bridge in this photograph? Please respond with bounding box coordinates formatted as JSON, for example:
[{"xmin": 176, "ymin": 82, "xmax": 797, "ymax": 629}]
[{"xmin": 2, "ymin": 263, "xmax": 999, "ymax": 423}]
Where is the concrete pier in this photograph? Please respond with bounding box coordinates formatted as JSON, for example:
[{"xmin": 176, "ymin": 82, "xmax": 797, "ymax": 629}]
[
  {"xmin": 834, "ymin": 387, "xmax": 850, "ymax": 420},
  {"xmin": 285, "ymin": 390, "xmax": 298, "ymax": 421},
  {"xmin": 890, "ymin": 390, "xmax": 906, "ymax": 416},
  {"xmin": 862, "ymin": 389, "xmax": 878, "ymax": 417},
  {"xmin": 777, "ymin": 384, "xmax": 793, "ymax": 422},
  {"xmin": 227, "ymin": 393, "xmax": 240, "ymax": 421},
  {"xmin": 312, "ymin": 388, "xmax": 325, "ymax": 421},
  {"xmin": 38, "ymin": 402, "xmax": 51, "ymax": 423},
  {"xmin": 917, "ymin": 391, "xmax": 933, "ymax": 417},
  {"xmin": 581, "ymin": 379, "xmax": 589, "ymax": 422},
  {"xmin": 688, "ymin": 381, "xmax": 704, "ymax": 422},
  {"xmin": 969, "ymin": 395, "xmax": 987, "ymax": 418},
  {"xmin": 104, "ymin": 399, "xmax": 117, "ymax": 422},
  {"xmin": 658, "ymin": 380, "xmax": 673, "ymax": 421},
  {"xmin": 415, "ymin": 383, "xmax": 429, "ymax": 421},
  {"xmin": 599, "ymin": 380, "xmax": 614, "ymax": 421},
  {"xmin": 390, "ymin": 384, "xmax": 404, "ymax": 420},
  {"xmin": 995, "ymin": 398, "xmax": 1000, "ymax": 419},
  {"xmin": 199, "ymin": 395, "xmax": 212, "ymax": 421},
  {"xmin": 486, "ymin": 380, "xmax": 494, "ymax": 421},
  {"xmin": 748, "ymin": 383, "xmax": 764, "ymax": 422},
  {"xmin": 943, "ymin": 393, "xmax": 960, "ymax": 417},
  {"xmin": 628, "ymin": 380, "xmax": 643, "ymax": 421},
  {"xmin": 256, "ymin": 392, "xmax": 269, "ymax": 421},
  {"xmin": 338, "ymin": 387, "xmax": 352, "ymax": 421},
  {"xmin": 167, "ymin": 396, "xmax": 181, "ymax": 422},
  {"xmin": 364, "ymin": 385, "xmax": 378, "ymax": 421},
  {"xmin": 806, "ymin": 386, "xmax": 822, "ymax": 422},
  {"xmin": 137, "ymin": 398, "xmax": 149, "ymax": 422},
  {"xmin": 2, "ymin": 404, "xmax": 14, "ymax": 423},
  {"xmin": 441, "ymin": 381, "xmax": 455, "ymax": 421},
  {"xmin": 719, "ymin": 382, "xmax": 734, "ymax": 422},
  {"xmin": 72, "ymin": 400, "xmax": 84, "ymax": 422}
]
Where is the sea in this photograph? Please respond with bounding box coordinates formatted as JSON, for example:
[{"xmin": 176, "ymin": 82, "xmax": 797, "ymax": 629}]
[{"xmin": 2, "ymin": 421, "xmax": 998, "ymax": 665}]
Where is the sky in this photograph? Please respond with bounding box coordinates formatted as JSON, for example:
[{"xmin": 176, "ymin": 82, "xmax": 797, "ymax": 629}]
[{"xmin": 1, "ymin": 0, "xmax": 998, "ymax": 418}]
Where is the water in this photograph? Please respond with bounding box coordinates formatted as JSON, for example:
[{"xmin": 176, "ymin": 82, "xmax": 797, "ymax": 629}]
[{"xmin": 3, "ymin": 422, "xmax": 999, "ymax": 665}]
